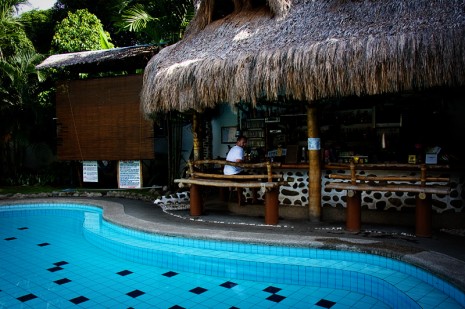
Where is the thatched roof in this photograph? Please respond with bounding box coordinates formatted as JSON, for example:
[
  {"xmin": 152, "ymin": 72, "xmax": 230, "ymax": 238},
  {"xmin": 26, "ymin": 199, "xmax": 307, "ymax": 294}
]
[
  {"xmin": 36, "ymin": 45, "xmax": 160, "ymax": 73},
  {"xmin": 141, "ymin": 0, "xmax": 465, "ymax": 114}
]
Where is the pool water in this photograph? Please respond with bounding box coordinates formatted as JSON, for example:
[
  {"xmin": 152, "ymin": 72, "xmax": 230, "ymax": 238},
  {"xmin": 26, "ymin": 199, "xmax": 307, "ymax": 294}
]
[{"xmin": 0, "ymin": 203, "xmax": 464, "ymax": 308}]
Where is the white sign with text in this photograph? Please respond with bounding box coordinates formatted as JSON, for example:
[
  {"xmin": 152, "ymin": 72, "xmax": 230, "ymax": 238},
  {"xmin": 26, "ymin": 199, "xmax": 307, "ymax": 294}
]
[
  {"xmin": 118, "ymin": 160, "xmax": 142, "ymax": 189},
  {"xmin": 83, "ymin": 161, "xmax": 98, "ymax": 183}
]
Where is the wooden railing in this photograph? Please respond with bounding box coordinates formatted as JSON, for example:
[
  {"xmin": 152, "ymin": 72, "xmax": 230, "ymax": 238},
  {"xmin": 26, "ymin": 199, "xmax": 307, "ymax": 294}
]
[
  {"xmin": 325, "ymin": 162, "xmax": 451, "ymax": 237},
  {"xmin": 175, "ymin": 160, "xmax": 287, "ymax": 225}
]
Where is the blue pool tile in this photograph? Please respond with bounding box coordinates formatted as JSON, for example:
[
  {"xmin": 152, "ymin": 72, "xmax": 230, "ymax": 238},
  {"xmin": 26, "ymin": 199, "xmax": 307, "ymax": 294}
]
[
  {"xmin": 54, "ymin": 260, "xmax": 69, "ymax": 266},
  {"xmin": 47, "ymin": 266, "xmax": 64, "ymax": 272},
  {"xmin": 220, "ymin": 281, "xmax": 238, "ymax": 288},
  {"xmin": 54, "ymin": 278, "xmax": 72, "ymax": 285},
  {"xmin": 266, "ymin": 293, "xmax": 286, "ymax": 303},
  {"xmin": 190, "ymin": 287, "xmax": 208, "ymax": 295},
  {"xmin": 163, "ymin": 270, "xmax": 179, "ymax": 277},
  {"xmin": 126, "ymin": 290, "xmax": 145, "ymax": 298},
  {"xmin": 263, "ymin": 285, "xmax": 282, "ymax": 294},
  {"xmin": 116, "ymin": 269, "xmax": 133, "ymax": 276},
  {"xmin": 16, "ymin": 293, "xmax": 37, "ymax": 302},
  {"xmin": 69, "ymin": 295, "xmax": 89, "ymax": 304},
  {"xmin": 315, "ymin": 298, "xmax": 336, "ymax": 308}
]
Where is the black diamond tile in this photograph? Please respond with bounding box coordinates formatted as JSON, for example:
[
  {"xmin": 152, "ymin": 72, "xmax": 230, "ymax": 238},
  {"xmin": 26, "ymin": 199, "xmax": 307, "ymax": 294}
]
[
  {"xmin": 117, "ymin": 270, "xmax": 133, "ymax": 276},
  {"xmin": 189, "ymin": 287, "xmax": 207, "ymax": 295},
  {"xmin": 17, "ymin": 227, "xmax": 28, "ymax": 230},
  {"xmin": 267, "ymin": 294, "xmax": 286, "ymax": 303},
  {"xmin": 126, "ymin": 289, "xmax": 145, "ymax": 298},
  {"xmin": 54, "ymin": 261, "xmax": 68, "ymax": 266},
  {"xmin": 220, "ymin": 281, "xmax": 238, "ymax": 288},
  {"xmin": 47, "ymin": 266, "xmax": 63, "ymax": 272},
  {"xmin": 69, "ymin": 296, "xmax": 89, "ymax": 304},
  {"xmin": 316, "ymin": 299, "xmax": 336, "ymax": 308},
  {"xmin": 263, "ymin": 286, "xmax": 282, "ymax": 294},
  {"xmin": 229, "ymin": 307, "xmax": 240, "ymax": 309},
  {"xmin": 54, "ymin": 278, "xmax": 71, "ymax": 285},
  {"xmin": 5, "ymin": 237, "xmax": 17, "ymax": 241},
  {"xmin": 162, "ymin": 271, "xmax": 178, "ymax": 277},
  {"xmin": 17, "ymin": 293, "xmax": 37, "ymax": 302},
  {"xmin": 169, "ymin": 306, "xmax": 185, "ymax": 309},
  {"xmin": 37, "ymin": 242, "xmax": 50, "ymax": 247}
]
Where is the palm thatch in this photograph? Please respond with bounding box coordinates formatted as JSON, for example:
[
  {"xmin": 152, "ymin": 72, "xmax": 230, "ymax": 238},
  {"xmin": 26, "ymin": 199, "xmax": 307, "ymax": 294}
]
[
  {"xmin": 141, "ymin": 0, "xmax": 465, "ymax": 113},
  {"xmin": 36, "ymin": 45, "xmax": 159, "ymax": 73}
]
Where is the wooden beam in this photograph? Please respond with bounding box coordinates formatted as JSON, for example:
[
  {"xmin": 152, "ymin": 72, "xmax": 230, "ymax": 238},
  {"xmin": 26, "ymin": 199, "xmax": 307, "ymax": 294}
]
[{"xmin": 325, "ymin": 182, "xmax": 450, "ymax": 195}]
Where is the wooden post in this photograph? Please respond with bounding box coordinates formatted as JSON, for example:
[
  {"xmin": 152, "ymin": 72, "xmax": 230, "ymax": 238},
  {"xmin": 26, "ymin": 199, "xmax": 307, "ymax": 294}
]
[
  {"xmin": 192, "ymin": 112, "xmax": 201, "ymax": 161},
  {"xmin": 307, "ymin": 105, "xmax": 321, "ymax": 222},
  {"xmin": 219, "ymin": 187, "xmax": 227, "ymax": 202},
  {"xmin": 265, "ymin": 188, "xmax": 279, "ymax": 225},
  {"xmin": 190, "ymin": 184, "xmax": 203, "ymax": 216},
  {"xmin": 346, "ymin": 190, "xmax": 362, "ymax": 232},
  {"xmin": 266, "ymin": 161, "xmax": 272, "ymax": 182},
  {"xmin": 346, "ymin": 162, "xmax": 361, "ymax": 232},
  {"xmin": 415, "ymin": 192, "xmax": 432, "ymax": 237},
  {"xmin": 416, "ymin": 165, "xmax": 432, "ymax": 237}
]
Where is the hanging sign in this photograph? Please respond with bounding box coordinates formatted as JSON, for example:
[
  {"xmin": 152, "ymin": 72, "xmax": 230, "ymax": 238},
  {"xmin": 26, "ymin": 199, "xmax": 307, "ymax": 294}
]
[
  {"xmin": 83, "ymin": 161, "xmax": 98, "ymax": 183},
  {"xmin": 308, "ymin": 138, "xmax": 321, "ymax": 151},
  {"xmin": 118, "ymin": 160, "xmax": 142, "ymax": 189}
]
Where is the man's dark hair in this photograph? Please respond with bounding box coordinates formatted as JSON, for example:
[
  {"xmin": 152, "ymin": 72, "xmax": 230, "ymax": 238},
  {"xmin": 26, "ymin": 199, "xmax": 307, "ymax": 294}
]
[{"xmin": 237, "ymin": 135, "xmax": 247, "ymax": 141}]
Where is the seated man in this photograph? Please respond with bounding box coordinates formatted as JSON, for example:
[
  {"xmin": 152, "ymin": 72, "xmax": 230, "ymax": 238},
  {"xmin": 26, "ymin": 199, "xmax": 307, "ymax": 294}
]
[
  {"xmin": 224, "ymin": 135, "xmax": 248, "ymax": 175},
  {"xmin": 224, "ymin": 136, "xmax": 249, "ymax": 204}
]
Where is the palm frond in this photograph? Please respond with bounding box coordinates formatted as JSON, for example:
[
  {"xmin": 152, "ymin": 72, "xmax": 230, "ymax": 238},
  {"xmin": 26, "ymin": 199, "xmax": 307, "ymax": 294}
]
[{"xmin": 121, "ymin": 4, "xmax": 156, "ymax": 32}]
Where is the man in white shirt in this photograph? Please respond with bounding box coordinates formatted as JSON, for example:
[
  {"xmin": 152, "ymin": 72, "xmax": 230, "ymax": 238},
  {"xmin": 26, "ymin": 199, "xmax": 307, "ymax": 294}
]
[
  {"xmin": 224, "ymin": 136, "xmax": 249, "ymax": 205},
  {"xmin": 224, "ymin": 136, "xmax": 248, "ymax": 175}
]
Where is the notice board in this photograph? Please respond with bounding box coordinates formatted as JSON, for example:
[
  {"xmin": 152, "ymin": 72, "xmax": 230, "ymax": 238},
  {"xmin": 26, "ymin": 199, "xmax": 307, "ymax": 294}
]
[
  {"xmin": 118, "ymin": 160, "xmax": 142, "ymax": 189},
  {"xmin": 83, "ymin": 161, "xmax": 98, "ymax": 183}
]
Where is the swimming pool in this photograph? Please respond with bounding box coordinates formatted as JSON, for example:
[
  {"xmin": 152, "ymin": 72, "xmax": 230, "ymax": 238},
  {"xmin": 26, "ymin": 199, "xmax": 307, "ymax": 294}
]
[{"xmin": 1, "ymin": 202, "xmax": 464, "ymax": 308}]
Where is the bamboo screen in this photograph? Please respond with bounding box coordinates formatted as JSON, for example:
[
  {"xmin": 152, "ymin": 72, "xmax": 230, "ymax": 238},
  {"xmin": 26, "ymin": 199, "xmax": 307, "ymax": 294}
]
[{"xmin": 56, "ymin": 75, "xmax": 154, "ymax": 160}]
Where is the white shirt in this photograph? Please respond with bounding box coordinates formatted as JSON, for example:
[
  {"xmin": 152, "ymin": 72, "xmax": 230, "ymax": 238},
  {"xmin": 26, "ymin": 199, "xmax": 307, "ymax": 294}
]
[{"xmin": 224, "ymin": 145, "xmax": 244, "ymax": 175}]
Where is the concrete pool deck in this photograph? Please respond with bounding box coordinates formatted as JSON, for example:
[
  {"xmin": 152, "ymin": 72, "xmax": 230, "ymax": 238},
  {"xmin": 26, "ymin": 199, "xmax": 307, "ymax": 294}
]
[{"xmin": 1, "ymin": 196, "xmax": 465, "ymax": 295}]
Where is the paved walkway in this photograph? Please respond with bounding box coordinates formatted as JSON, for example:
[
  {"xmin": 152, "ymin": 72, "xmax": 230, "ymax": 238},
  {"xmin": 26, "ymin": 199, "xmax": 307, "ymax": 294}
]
[{"xmin": 2, "ymin": 196, "xmax": 465, "ymax": 294}]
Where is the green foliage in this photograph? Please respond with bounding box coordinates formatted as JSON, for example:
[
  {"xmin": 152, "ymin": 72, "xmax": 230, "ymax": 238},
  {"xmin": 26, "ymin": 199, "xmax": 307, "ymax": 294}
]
[
  {"xmin": 0, "ymin": 0, "xmax": 58, "ymax": 187},
  {"xmin": 0, "ymin": 50, "xmax": 43, "ymax": 106},
  {"xmin": 37, "ymin": 89, "xmax": 54, "ymax": 108},
  {"xmin": 114, "ymin": 0, "xmax": 195, "ymax": 45},
  {"xmin": 50, "ymin": 0, "xmax": 194, "ymax": 48},
  {"xmin": 51, "ymin": 9, "xmax": 114, "ymax": 53},
  {"xmin": 20, "ymin": 9, "xmax": 55, "ymax": 54},
  {"xmin": 0, "ymin": 0, "xmax": 34, "ymax": 58}
]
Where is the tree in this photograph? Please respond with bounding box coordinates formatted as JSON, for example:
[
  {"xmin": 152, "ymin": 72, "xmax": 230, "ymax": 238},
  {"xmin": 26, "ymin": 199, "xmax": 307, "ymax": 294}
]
[
  {"xmin": 113, "ymin": 0, "xmax": 194, "ymax": 45},
  {"xmin": 20, "ymin": 9, "xmax": 55, "ymax": 54},
  {"xmin": 52, "ymin": 0, "xmax": 135, "ymax": 47},
  {"xmin": 0, "ymin": 0, "xmax": 34, "ymax": 58},
  {"xmin": 51, "ymin": 8, "xmax": 114, "ymax": 53},
  {"xmin": 0, "ymin": 1, "xmax": 57, "ymax": 185},
  {"xmin": 50, "ymin": 0, "xmax": 195, "ymax": 47},
  {"xmin": 0, "ymin": 48, "xmax": 51, "ymax": 184}
]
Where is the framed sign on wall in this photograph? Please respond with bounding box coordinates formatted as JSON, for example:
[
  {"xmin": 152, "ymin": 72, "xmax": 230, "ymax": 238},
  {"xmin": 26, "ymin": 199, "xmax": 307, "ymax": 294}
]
[{"xmin": 221, "ymin": 126, "xmax": 237, "ymax": 144}]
